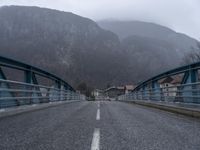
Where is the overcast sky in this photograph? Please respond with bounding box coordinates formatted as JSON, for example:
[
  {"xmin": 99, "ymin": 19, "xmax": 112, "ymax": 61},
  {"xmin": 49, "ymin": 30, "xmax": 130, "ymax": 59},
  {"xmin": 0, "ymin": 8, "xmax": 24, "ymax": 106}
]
[{"xmin": 0, "ymin": 0, "xmax": 199, "ymax": 40}]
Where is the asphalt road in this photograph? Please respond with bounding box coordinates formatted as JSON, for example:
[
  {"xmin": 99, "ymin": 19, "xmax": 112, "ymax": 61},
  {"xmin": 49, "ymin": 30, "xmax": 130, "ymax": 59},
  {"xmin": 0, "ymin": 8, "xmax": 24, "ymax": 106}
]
[{"xmin": 0, "ymin": 101, "xmax": 200, "ymax": 150}]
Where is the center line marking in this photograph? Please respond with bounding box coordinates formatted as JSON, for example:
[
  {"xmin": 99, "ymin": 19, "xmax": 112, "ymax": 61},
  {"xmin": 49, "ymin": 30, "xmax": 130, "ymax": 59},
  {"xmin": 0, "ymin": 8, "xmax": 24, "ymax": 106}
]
[
  {"xmin": 91, "ymin": 128, "xmax": 100, "ymax": 150},
  {"xmin": 96, "ymin": 108, "xmax": 100, "ymax": 120},
  {"xmin": 0, "ymin": 109, "xmax": 5, "ymax": 112}
]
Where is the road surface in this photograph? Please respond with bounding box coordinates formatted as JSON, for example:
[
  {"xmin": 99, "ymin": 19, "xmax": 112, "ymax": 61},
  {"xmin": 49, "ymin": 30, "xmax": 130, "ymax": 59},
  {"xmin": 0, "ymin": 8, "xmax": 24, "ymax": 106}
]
[{"xmin": 0, "ymin": 101, "xmax": 200, "ymax": 150}]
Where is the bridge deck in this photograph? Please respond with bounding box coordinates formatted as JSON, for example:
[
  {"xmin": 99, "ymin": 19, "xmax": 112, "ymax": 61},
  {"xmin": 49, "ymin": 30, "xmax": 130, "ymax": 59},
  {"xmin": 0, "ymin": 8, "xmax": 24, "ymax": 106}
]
[{"xmin": 0, "ymin": 101, "xmax": 200, "ymax": 150}]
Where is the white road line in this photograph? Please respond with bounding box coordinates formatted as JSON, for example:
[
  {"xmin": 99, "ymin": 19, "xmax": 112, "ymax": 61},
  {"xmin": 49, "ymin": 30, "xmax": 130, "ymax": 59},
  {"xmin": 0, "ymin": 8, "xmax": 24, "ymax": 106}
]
[
  {"xmin": 0, "ymin": 109, "xmax": 5, "ymax": 112},
  {"xmin": 91, "ymin": 128, "xmax": 100, "ymax": 150},
  {"xmin": 96, "ymin": 108, "xmax": 100, "ymax": 121},
  {"xmin": 97, "ymin": 102, "xmax": 100, "ymax": 108}
]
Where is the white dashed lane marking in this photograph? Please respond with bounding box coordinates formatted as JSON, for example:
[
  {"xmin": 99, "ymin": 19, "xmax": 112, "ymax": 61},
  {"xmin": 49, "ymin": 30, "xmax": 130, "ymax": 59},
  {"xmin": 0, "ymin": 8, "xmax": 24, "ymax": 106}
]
[
  {"xmin": 91, "ymin": 128, "xmax": 100, "ymax": 150},
  {"xmin": 0, "ymin": 109, "xmax": 5, "ymax": 112},
  {"xmin": 96, "ymin": 108, "xmax": 100, "ymax": 121}
]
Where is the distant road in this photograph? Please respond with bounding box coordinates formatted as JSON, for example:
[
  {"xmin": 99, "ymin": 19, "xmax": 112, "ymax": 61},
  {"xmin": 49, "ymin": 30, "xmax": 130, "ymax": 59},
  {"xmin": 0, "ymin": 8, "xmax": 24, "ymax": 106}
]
[{"xmin": 0, "ymin": 101, "xmax": 200, "ymax": 150}]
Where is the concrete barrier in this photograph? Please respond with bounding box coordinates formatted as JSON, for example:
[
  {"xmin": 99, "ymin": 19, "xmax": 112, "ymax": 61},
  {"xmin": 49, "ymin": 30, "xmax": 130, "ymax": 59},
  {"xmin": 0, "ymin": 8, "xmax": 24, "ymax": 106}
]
[
  {"xmin": 121, "ymin": 100, "xmax": 200, "ymax": 118},
  {"xmin": 0, "ymin": 100, "xmax": 82, "ymax": 119}
]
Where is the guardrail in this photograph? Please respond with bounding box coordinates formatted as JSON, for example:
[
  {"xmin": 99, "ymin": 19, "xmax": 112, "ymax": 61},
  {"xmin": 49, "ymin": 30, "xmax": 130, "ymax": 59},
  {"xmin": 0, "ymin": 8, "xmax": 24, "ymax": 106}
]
[
  {"xmin": 0, "ymin": 56, "xmax": 85, "ymax": 108},
  {"xmin": 118, "ymin": 61, "xmax": 200, "ymax": 104},
  {"xmin": 118, "ymin": 82, "xmax": 200, "ymax": 103},
  {"xmin": 0, "ymin": 79, "xmax": 85, "ymax": 108}
]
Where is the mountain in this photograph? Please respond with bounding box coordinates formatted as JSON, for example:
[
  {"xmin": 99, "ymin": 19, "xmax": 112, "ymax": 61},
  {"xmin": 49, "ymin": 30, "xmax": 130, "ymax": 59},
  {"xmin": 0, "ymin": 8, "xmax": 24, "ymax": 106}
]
[
  {"xmin": 0, "ymin": 6, "xmax": 128, "ymax": 88},
  {"xmin": 121, "ymin": 35, "xmax": 180, "ymax": 81},
  {"xmin": 98, "ymin": 20, "xmax": 199, "ymax": 56},
  {"xmin": 0, "ymin": 6, "xmax": 184, "ymax": 88}
]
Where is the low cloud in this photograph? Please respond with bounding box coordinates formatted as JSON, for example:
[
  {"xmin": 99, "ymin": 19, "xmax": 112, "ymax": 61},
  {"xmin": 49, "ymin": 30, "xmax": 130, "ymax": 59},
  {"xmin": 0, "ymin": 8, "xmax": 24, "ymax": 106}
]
[{"xmin": 0, "ymin": 0, "xmax": 199, "ymax": 40}]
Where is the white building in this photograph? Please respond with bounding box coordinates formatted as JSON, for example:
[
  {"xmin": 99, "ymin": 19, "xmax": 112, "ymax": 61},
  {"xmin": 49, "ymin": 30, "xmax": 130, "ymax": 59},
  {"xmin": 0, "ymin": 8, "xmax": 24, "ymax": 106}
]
[{"xmin": 159, "ymin": 76, "xmax": 181, "ymax": 97}]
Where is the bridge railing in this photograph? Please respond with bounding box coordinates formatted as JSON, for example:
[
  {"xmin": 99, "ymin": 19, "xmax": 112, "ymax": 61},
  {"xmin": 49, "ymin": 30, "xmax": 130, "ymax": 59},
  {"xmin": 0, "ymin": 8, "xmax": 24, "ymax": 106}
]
[
  {"xmin": 0, "ymin": 56, "xmax": 85, "ymax": 109},
  {"xmin": 118, "ymin": 82, "xmax": 200, "ymax": 104},
  {"xmin": 0, "ymin": 79, "xmax": 85, "ymax": 108},
  {"xmin": 118, "ymin": 61, "xmax": 200, "ymax": 104}
]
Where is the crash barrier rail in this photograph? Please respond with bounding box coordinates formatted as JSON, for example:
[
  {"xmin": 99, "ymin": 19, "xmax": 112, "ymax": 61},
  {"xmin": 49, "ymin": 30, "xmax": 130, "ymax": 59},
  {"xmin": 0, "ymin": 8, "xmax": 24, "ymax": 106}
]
[
  {"xmin": 0, "ymin": 56, "xmax": 85, "ymax": 108},
  {"xmin": 118, "ymin": 82, "xmax": 200, "ymax": 104},
  {"xmin": 119, "ymin": 61, "xmax": 200, "ymax": 104}
]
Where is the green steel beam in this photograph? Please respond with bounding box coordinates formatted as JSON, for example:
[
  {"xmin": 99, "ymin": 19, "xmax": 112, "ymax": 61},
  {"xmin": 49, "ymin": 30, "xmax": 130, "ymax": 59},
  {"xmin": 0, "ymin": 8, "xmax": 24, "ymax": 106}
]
[
  {"xmin": 0, "ymin": 56, "xmax": 75, "ymax": 92},
  {"xmin": 0, "ymin": 67, "xmax": 17, "ymax": 108}
]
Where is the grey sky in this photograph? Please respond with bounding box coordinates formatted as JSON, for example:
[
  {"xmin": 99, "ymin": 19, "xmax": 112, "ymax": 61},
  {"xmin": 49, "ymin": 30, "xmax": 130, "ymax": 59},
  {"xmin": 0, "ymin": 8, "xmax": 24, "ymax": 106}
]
[{"xmin": 0, "ymin": 0, "xmax": 199, "ymax": 40}]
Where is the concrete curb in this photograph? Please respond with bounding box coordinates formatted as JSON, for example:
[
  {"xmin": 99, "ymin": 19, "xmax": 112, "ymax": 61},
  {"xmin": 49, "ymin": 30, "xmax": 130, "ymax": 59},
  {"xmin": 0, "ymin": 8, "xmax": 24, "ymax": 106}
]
[
  {"xmin": 0, "ymin": 100, "xmax": 82, "ymax": 119},
  {"xmin": 120, "ymin": 100, "xmax": 200, "ymax": 118}
]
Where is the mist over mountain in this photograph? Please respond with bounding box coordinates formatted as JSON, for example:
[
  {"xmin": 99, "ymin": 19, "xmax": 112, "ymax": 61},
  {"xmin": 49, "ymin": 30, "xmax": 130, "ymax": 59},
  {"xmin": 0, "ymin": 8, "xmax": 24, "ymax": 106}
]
[
  {"xmin": 0, "ymin": 6, "xmax": 190, "ymax": 88},
  {"xmin": 98, "ymin": 20, "xmax": 199, "ymax": 57},
  {"xmin": 121, "ymin": 35, "xmax": 180, "ymax": 80}
]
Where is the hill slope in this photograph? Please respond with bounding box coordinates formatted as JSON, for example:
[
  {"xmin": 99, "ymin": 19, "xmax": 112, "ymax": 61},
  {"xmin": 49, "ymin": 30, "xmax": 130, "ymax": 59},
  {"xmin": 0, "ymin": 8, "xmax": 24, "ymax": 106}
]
[
  {"xmin": 0, "ymin": 6, "xmax": 128, "ymax": 87},
  {"xmin": 98, "ymin": 20, "xmax": 199, "ymax": 56},
  {"xmin": 0, "ymin": 6, "xmax": 182, "ymax": 88}
]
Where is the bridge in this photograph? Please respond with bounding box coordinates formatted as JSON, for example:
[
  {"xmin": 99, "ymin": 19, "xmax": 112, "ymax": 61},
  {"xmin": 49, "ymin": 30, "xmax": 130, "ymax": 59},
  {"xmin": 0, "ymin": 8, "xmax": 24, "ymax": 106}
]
[{"xmin": 0, "ymin": 56, "xmax": 200, "ymax": 150}]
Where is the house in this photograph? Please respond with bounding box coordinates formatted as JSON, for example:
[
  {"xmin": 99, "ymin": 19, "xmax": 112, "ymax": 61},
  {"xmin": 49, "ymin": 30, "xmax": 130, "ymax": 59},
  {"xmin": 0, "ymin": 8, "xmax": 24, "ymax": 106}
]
[
  {"xmin": 92, "ymin": 89, "xmax": 105, "ymax": 100},
  {"xmin": 159, "ymin": 76, "xmax": 182, "ymax": 97},
  {"xmin": 125, "ymin": 85, "xmax": 135, "ymax": 94},
  {"xmin": 104, "ymin": 86, "xmax": 125, "ymax": 99}
]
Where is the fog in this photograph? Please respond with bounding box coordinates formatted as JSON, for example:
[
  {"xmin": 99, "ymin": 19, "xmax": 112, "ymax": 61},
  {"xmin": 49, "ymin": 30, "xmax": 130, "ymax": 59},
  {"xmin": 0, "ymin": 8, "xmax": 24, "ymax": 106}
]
[{"xmin": 0, "ymin": 0, "xmax": 199, "ymax": 40}]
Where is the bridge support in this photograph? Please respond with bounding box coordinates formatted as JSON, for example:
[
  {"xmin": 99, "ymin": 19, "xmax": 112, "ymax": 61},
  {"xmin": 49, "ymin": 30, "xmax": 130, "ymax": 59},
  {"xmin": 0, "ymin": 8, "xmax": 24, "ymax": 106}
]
[
  {"xmin": 141, "ymin": 86, "xmax": 147, "ymax": 100},
  {"xmin": 49, "ymin": 81, "xmax": 58, "ymax": 102},
  {"xmin": 151, "ymin": 81, "xmax": 161, "ymax": 101},
  {"xmin": 24, "ymin": 69, "xmax": 41, "ymax": 105},
  {"xmin": 181, "ymin": 69, "xmax": 199, "ymax": 103},
  {"xmin": 0, "ymin": 67, "xmax": 17, "ymax": 108},
  {"xmin": 0, "ymin": 56, "xmax": 77, "ymax": 109}
]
